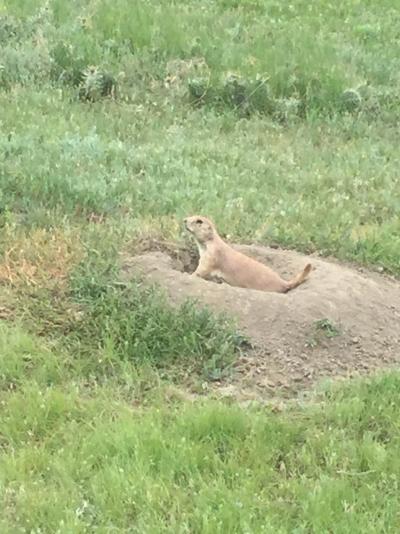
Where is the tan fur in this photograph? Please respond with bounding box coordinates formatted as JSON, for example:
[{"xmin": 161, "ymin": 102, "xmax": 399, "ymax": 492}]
[{"xmin": 184, "ymin": 215, "xmax": 312, "ymax": 293}]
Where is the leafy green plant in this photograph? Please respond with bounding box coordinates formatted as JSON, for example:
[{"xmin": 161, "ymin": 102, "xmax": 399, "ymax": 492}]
[
  {"xmin": 0, "ymin": 14, "xmax": 23, "ymax": 44},
  {"xmin": 315, "ymin": 318, "xmax": 341, "ymax": 338},
  {"xmin": 78, "ymin": 65, "xmax": 117, "ymax": 101}
]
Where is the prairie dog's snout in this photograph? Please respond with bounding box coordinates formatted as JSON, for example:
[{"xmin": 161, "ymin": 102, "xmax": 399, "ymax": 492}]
[{"xmin": 184, "ymin": 216, "xmax": 215, "ymax": 243}]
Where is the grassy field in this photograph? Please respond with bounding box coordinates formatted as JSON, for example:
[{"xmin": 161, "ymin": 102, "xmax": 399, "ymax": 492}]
[{"xmin": 1, "ymin": 0, "xmax": 400, "ymax": 531}]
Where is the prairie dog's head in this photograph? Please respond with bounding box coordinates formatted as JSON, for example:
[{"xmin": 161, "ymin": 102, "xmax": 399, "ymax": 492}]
[{"xmin": 184, "ymin": 215, "xmax": 216, "ymax": 244}]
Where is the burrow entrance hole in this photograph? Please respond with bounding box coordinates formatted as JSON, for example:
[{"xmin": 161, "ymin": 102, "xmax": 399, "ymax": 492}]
[{"xmin": 134, "ymin": 238, "xmax": 199, "ymax": 274}]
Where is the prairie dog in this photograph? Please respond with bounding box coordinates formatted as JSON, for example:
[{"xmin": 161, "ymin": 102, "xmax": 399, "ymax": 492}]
[{"xmin": 184, "ymin": 215, "xmax": 312, "ymax": 293}]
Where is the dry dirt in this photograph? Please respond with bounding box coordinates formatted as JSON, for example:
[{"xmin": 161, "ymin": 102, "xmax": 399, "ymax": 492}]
[{"xmin": 121, "ymin": 240, "xmax": 400, "ymax": 400}]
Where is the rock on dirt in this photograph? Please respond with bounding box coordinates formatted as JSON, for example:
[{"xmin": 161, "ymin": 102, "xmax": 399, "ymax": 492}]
[{"xmin": 121, "ymin": 243, "xmax": 400, "ymax": 399}]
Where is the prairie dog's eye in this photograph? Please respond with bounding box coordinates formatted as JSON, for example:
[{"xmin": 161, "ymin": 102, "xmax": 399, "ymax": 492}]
[{"xmin": 196, "ymin": 219, "xmax": 203, "ymax": 224}]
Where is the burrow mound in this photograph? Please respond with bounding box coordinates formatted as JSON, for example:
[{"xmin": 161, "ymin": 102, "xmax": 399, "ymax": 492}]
[{"xmin": 121, "ymin": 241, "xmax": 400, "ymax": 399}]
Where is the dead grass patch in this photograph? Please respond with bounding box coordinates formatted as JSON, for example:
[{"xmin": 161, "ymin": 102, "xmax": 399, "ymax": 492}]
[{"xmin": 0, "ymin": 227, "xmax": 83, "ymax": 289}]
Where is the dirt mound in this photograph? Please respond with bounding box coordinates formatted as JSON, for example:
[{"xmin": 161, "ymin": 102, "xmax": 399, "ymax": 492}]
[{"xmin": 121, "ymin": 243, "xmax": 400, "ymax": 399}]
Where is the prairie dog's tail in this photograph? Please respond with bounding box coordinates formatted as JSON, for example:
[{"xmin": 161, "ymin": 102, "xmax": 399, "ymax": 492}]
[{"xmin": 286, "ymin": 263, "xmax": 312, "ymax": 291}]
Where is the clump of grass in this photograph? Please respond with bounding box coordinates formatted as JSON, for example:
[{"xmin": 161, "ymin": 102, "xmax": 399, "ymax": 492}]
[
  {"xmin": 315, "ymin": 318, "xmax": 341, "ymax": 338},
  {"xmin": 189, "ymin": 72, "xmax": 276, "ymax": 117},
  {"xmin": 0, "ymin": 14, "xmax": 23, "ymax": 44},
  {"xmin": 340, "ymin": 88, "xmax": 363, "ymax": 112},
  {"xmin": 78, "ymin": 65, "xmax": 117, "ymax": 102},
  {"xmin": 306, "ymin": 318, "xmax": 341, "ymax": 348},
  {"xmin": 69, "ymin": 251, "xmax": 244, "ymax": 380}
]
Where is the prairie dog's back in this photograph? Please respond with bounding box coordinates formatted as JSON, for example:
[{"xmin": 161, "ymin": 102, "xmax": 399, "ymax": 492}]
[{"xmin": 216, "ymin": 244, "xmax": 288, "ymax": 292}]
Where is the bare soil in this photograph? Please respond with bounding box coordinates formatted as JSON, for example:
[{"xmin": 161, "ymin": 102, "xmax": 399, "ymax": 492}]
[{"xmin": 121, "ymin": 241, "xmax": 400, "ymax": 399}]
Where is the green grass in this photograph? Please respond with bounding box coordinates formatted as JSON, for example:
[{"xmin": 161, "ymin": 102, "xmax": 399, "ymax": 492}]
[
  {"xmin": 1, "ymin": 327, "xmax": 400, "ymax": 532},
  {"xmin": 1, "ymin": 0, "xmax": 400, "ymax": 531}
]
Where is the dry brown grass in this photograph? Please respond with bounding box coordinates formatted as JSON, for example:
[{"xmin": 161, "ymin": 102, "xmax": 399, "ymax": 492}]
[{"xmin": 0, "ymin": 226, "xmax": 83, "ymax": 289}]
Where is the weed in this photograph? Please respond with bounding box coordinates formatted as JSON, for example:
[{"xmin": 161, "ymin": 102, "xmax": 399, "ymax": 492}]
[
  {"xmin": 315, "ymin": 318, "xmax": 341, "ymax": 338},
  {"xmin": 306, "ymin": 318, "xmax": 341, "ymax": 347},
  {"xmin": 78, "ymin": 65, "xmax": 117, "ymax": 102}
]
